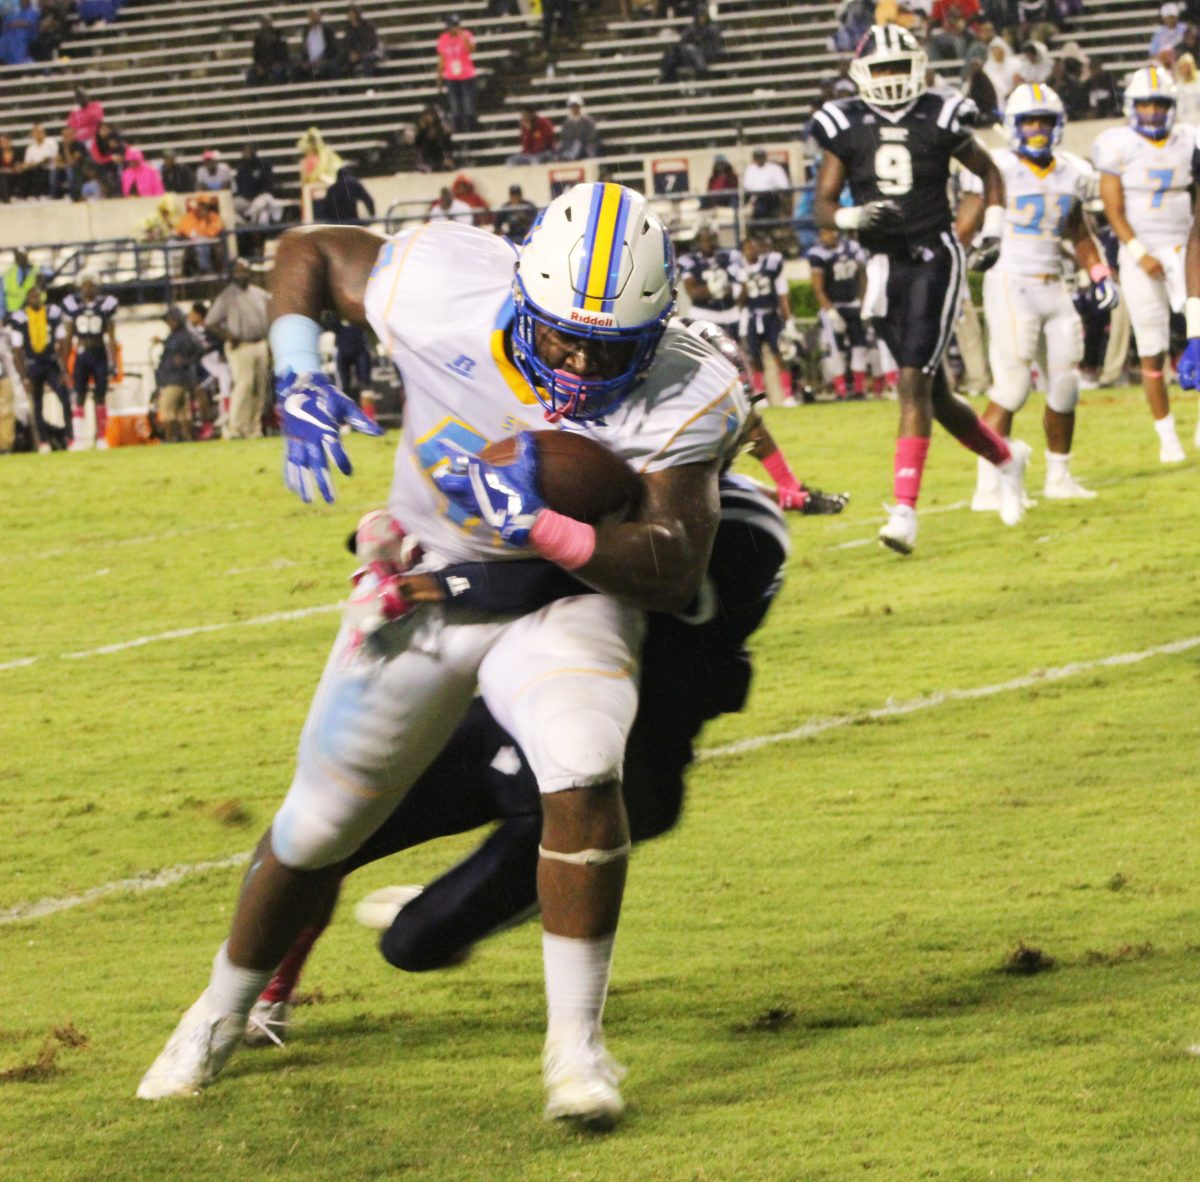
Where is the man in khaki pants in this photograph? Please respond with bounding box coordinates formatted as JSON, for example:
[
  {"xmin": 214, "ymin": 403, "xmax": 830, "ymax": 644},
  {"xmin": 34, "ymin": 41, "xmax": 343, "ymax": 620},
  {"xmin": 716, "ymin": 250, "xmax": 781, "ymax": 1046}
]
[{"xmin": 205, "ymin": 260, "xmax": 271, "ymax": 439}]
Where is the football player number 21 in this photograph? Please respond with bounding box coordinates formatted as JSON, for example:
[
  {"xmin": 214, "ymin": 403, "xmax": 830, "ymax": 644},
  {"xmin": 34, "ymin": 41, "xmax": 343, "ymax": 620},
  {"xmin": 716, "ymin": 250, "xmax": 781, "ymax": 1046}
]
[
  {"xmin": 874, "ymin": 144, "xmax": 913, "ymax": 196},
  {"xmin": 1011, "ymin": 193, "xmax": 1072, "ymax": 237}
]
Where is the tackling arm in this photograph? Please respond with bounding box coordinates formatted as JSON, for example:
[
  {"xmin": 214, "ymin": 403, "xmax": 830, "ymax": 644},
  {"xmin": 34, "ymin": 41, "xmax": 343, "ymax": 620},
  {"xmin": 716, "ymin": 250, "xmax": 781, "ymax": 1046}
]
[{"xmin": 268, "ymin": 225, "xmax": 386, "ymax": 327}]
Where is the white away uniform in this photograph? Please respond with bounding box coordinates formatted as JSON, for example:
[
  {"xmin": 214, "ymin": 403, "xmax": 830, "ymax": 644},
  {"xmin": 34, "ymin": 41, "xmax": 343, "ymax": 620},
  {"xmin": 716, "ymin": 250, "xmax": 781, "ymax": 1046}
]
[
  {"xmin": 272, "ymin": 221, "xmax": 747, "ymax": 869},
  {"xmin": 982, "ymin": 148, "xmax": 1091, "ymax": 413},
  {"xmin": 1092, "ymin": 123, "xmax": 1199, "ymax": 355}
]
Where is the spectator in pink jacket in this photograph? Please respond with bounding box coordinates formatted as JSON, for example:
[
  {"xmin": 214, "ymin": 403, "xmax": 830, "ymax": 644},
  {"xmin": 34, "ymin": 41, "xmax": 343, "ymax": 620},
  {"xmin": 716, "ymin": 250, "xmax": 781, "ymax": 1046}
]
[
  {"xmin": 66, "ymin": 87, "xmax": 105, "ymax": 147},
  {"xmin": 122, "ymin": 147, "xmax": 164, "ymax": 197}
]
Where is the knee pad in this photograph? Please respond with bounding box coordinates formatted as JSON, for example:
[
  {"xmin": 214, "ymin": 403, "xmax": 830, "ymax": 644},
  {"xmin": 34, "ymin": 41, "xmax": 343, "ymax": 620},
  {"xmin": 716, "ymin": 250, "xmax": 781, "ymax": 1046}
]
[
  {"xmin": 271, "ymin": 774, "xmax": 381, "ymax": 870},
  {"xmin": 1046, "ymin": 369, "xmax": 1079, "ymax": 414},
  {"xmin": 987, "ymin": 357, "xmax": 1032, "ymax": 414}
]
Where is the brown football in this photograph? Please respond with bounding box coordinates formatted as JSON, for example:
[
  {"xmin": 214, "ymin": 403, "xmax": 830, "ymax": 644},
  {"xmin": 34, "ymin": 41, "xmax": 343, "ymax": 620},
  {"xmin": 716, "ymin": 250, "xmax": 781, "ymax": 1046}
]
[{"xmin": 480, "ymin": 431, "xmax": 642, "ymax": 524}]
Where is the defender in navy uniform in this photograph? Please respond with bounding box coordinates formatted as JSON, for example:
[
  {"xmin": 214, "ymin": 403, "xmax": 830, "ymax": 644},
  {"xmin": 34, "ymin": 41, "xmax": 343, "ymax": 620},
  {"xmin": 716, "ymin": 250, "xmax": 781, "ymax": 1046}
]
[
  {"xmin": 678, "ymin": 225, "xmax": 743, "ymax": 339},
  {"xmin": 811, "ymin": 24, "xmax": 1028, "ymax": 554},
  {"xmin": 62, "ymin": 273, "xmax": 118, "ymax": 446},
  {"xmin": 9, "ymin": 287, "xmax": 70, "ymax": 450},
  {"xmin": 241, "ymin": 471, "xmax": 789, "ymax": 1041},
  {"xmin": 806, "ymin": 227, "xmax": 868, "ymax": 399},
  {"xmin": 735, "ymin": 234, "xmax": 796, "ymax": 405}
]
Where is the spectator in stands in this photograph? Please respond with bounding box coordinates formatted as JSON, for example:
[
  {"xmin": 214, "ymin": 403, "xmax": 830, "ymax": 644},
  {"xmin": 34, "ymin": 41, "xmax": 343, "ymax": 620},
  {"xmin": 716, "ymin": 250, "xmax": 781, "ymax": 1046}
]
[
  {"xmin": 160, "ymin": 149, "xmax": 194, "ymax": 194},
  {"xmin": 927, "ymin": 10, "xmax": 975, "ymax": 63},
  {"xmin": 982, "ymin": 34, "xmax": 1013, "ymax": 107},
  {"xmin": 1008, "ymin": 40, "xmax": 1051, "ymax": 88},
  {"xmin": 742, "ymin": 148, "xmax": 791, "ymax": 237},
  {"xmin": 340, "ymin": 5, "xmax": 382, "ymax": 77},
  {"xmin": 450, "ymin": 174, "xmax": 491, "ymax": 226},
  {"xmin": 0, "ymin": 0, "xmax": 39, "ymax": 67},
  {"xmin": 57, "ymin": 127, "xmax": 87, "ymax": 201},
  {"xmin": 3, "ymin": 250, "xmax": 38, "ymax": 314},
  {"xmin": 0, "ymin": 136, "xmax": 20, "ymax": 203},
  {"xmin": 66, "ymin": 88, "xmax": 104, "ymax": 149},
  {"xmin": 121, "ymin": 147, "xmax": 164, "ymax": 198},
  {"xmin": 205, "ymin": 260, "xmax": 270, "ymax": 440},
  {"xmin": 234, "ymin": 145, "xmax": 282, "ymax": 226},
  {"xmin": 494, "ymin": 183, "xmax": 537, "ymax": 242},
  {"xmin": 833, "ymin": 0, "xmax": 874, "ymax": 53},
  {"xmin": 248, "ymin": 14, "xmax": 291, "ymax": 87},
  {"xmin": 437, "ymin": 13, "xmax": 479, "ymax": 134},
  {"xmin": 1048, "ymin": 51, "xmax": 1089, "ymax": 118},
  {"xmin": 22, "ymin": 124, "xmax": 58, "ymax": 200},
  {"xmin": 931, "ymin": 0, "xmax": 980, "ymax": 22},
  {"xmin": 175, "ymin": 195, "xmax": 225, "ymax": 274},
  {"xmin": 154, "ymin": 306, "xmax": 202, "ymax": 443},
  {"xmin": 1152, "ymin": 3, "xmax": 1190, "ymax": 57},
  {"xmin": 297, "ymin": 126, "xmax": 343, "ymax": 186},
  {"xmin": 506, "ymin": 106, "xmax": 557, "ymax": 165},
  {"xmin": 1175, "ymin": 52, "xmax": 1200, "ymax": 122},
  {"xmin": 139, "ymin": 194, "xmax": 179, "ymax": 243},
  {"xmin": 700, "ymin": 154, "xmax": 738, "ymax": 210},
  {"xmin": 542, "ymin": 0, "xmax": 577, "ymax": 49},
  {"xmin": 196, "ymin": 149, "xmax": 234, "ymax": 192},
  {"xmin": 557, "ymin": 94, "xmax": 600, "ymax": 161},
  {"xmin": 1081, "ymin": 57, "xmax": 1120, "ymax": 118},
  {"xmin": 427, "ymin": 185, "xmax": 474, "ymax": 223},
  {"xmin": 297, "ymin": 7, "xmax": 339, "ymax": 82},
  {"xmin": 79, "ymin": 162, "xmax": 106, "ymax": 201},
  {"xmin": 31, "ymin": 0, "xmax": 71, "ymax": 61},
  {"xmin": 322, "ymin": 165, "xmax": 375, "ymax": 224},
  {"xmin": 660, "ymin": 6, "xmax": 726, "ymax": 84},
  {"xmin": 90, "ymin": 122, "xmax": 123, "ymax": 193},
  {"xmin": 412, "ymin": 104, "xmax": 455, "ymax": 172}
]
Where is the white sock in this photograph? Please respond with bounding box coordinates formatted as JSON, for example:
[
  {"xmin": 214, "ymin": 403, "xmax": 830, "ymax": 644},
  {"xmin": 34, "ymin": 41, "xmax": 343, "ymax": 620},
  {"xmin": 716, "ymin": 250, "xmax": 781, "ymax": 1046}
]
[
  {"xmin": 1045, "ymin": 451, "xmax": 1070, "ymax": 482},
  {"xmin": 1153, "ymin": 413, "xmax": 1180, "ymax": 443},
  {"xmin": 543, "ymin": 931, "xmax": 616, "ymax": 1040},
  {"xmin": 206, "ymin": 941, "xmax": 274, "ymax": 1017}
]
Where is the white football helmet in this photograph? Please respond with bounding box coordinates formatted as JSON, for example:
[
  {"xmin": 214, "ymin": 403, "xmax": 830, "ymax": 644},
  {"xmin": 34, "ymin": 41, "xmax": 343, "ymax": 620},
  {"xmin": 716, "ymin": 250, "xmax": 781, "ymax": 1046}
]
[
  {"xmin": 1123, "ymin": 65, "xmax": 1176, "ymax": 139},
  {"xmin": 1004, "ymin": 82, "xmax": 1065, "ymax": 163},
  {"xmin": 513, "ymin": 182, "xmax": 676, "ymax": 421},
  {"xmin": 849, "ymin": 24, "xmax": 927, "ymax": 109}
]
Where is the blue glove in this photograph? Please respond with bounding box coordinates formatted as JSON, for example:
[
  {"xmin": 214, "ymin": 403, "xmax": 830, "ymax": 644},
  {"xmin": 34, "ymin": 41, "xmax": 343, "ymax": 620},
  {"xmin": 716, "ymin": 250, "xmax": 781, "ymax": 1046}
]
[
  {"xmin": 432, "ymin": 433, "xmax": 545, "ymax": 546},
  {"xmin": 1091, "ymin": 278, "xmax": 1119, "ymax": 312},
  {"xmin": 276, "ymin": 370, "xmax": 383, "ymax": 504},
  {"xmin": 1179, "ymin": 338, "xmax": 1200, "ymax": 390}
]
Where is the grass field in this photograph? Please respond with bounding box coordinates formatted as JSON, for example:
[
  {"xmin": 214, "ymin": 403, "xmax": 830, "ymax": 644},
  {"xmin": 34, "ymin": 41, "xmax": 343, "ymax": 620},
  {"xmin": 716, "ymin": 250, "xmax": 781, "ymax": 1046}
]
[{"xmin": 4, "ymin": 387, "xmax": 1200, "ymax": 1181}]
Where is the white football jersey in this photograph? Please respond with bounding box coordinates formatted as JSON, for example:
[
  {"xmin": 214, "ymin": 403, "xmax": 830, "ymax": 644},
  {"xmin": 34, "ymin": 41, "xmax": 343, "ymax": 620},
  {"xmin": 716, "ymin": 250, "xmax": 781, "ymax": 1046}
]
[
  {"xmin": 363, "ymin": 221, "xmax": 747, "ymax": 564},
  {"xmin": 1092, "ymin": 123, "xmax": 1200, "ymax": 249},
  {"xmin": 992, "ymin": 148, "xmax": 1093, "ymax": 276}
]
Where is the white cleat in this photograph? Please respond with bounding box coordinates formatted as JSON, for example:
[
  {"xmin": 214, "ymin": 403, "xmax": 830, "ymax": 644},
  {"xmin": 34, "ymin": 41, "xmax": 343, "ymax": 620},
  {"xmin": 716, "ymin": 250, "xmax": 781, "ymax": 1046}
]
[
  {"xmin": 543, "ymin": 1027, "xmax": 627, "ymax": 1130},
  {"xmin": 243, "ymin": 998, "xmax": 291, "ymax": 1048},
  {"xmin": 878, "ymin": 503, "xmax": 917, "ymax": 555},
  {"xmin": 136, "ymin": 990, "xmax": 244, "ymax": 1099},
  {"xmin": 997, "ymin": 440, "xmax": 1032, "ymax": 526},
  {"xmin": 971, "ymin": 455, "xmax": 1000, "ymax": 512},
  {"xmin": 353, "ymin": 884, "xmax": 423, "ymax": 931},
  {"xmin": 1043, "ymin": 472, "xmax": 1097, "ymax": 500},
  {"xmin": 1161, "ymin": 437, "xmax": 1186, "ymax": 464}
]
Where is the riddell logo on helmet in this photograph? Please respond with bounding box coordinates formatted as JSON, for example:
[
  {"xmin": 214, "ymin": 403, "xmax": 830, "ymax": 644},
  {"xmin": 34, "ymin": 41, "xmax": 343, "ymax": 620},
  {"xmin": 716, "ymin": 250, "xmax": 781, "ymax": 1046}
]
[{"xmin": 568, "ymin": 310, "xmax": 615, "ymax": 326}]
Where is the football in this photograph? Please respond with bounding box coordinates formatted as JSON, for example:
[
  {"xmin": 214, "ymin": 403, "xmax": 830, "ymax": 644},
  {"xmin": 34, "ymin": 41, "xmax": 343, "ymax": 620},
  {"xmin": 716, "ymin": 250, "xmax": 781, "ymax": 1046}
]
[{"xmin": 480, "ymin": 430, "xmax": 642, "ymax": 524}]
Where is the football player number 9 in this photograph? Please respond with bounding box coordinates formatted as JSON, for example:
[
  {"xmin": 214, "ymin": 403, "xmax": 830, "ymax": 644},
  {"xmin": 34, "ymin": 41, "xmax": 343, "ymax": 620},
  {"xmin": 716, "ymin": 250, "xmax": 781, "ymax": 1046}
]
[{"xmin": 874, "ymin": 145, "xmax": 913, "ymax": 196}]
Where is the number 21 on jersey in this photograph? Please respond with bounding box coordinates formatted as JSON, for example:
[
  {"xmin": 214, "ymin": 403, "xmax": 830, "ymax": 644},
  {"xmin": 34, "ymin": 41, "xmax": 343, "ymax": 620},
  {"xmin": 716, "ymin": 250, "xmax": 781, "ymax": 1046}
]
[{"xmin": 1010, "ymin": 193, "xmax": 1072, "ymax": 237}]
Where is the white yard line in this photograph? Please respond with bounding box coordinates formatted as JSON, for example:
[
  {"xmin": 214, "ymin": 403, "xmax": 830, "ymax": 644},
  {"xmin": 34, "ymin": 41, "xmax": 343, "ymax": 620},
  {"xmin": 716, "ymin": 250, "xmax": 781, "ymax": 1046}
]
[
  {"xmin": 4, "ymin": 631, "xmax": 1197, "ymax": 927},
  {"xmin": 2, "ymin": 604, "xmax": 340, "ymax": 671},
  {"xmin": 0, "ymin": 520, "xmax": 260, "ymax": 565}
]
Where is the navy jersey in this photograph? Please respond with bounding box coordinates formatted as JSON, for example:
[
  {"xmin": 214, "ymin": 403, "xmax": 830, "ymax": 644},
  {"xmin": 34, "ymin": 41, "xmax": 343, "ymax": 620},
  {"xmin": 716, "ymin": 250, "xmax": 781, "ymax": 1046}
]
[
  {"xmin": 811, "ymin": 90, "xmax": 977, "ymax": 253},
  {"xmin": 9, "ymin": 304, "xmax": 62, "ymax": 363},
  {"xmin": 807, "ymin": 239, "xmax": 866, "ymax": 307},
  {"xmin": 62, "ymin": 292, "xmax": 118, "ymax": 350},
  {"xmin": 678, "ymin": 247, "xmax": 743, "ymax": 314},
  {"xmin": 735, "ymin": 250, "xmax": 788, "ymax": 315}
]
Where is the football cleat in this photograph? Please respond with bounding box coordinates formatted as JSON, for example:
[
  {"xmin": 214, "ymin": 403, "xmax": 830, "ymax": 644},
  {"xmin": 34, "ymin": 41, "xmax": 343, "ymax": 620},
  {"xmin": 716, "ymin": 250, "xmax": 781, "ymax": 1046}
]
[
  {"xmin": 1043, "ymin": 471, "xmax": 1097, "ymax": 500},
  {"xmin": 997, "ymin": 439, "xmax": 1032, "ymax": 526},
  {"xmin": 878, "ymin": 502, "xmax": 917, "ymax": 555},
  {"xmin": 353, "ymin": 884, "xmax": 424, "ymax": 930},
  {"xmin": 1160, "ymin": 436, "xmax": 1186, "ymax": 464},
  {"xmin": 136, "ymin": 990, "xmax": 244, "ymax": 1099},
  {"xmin": 801, "ymin": 488, "xmax": 850, "ymax": 515},
  {"xmin": 972, "ymin": 455, "xmax": 1000, "ymax": 512},
  {"xmin": 543, "ymin": 1026, "xmax": 627, "ymax": 1130},
  {"xmin": 243, "ymin": 999, "xmax": 291, "ymax": 1049}
]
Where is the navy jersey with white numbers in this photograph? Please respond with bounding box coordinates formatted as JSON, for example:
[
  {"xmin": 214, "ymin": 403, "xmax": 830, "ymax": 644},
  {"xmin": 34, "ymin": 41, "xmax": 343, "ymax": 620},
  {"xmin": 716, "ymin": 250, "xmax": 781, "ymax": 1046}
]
[
  {"xmin": 677, "ymin": 246, "xmax": 743, "ymax": 315},
  {"xmin": 735, "ymin": 250, "xmax": 788, "ymax": 315},
  {"xmin": 806, "ymin": 238, "xmax": 867, "ymax": 307},
  {"xmin": 62, "ymin": 292, "xmax": 118, "ymax": 350},
  {"xmin": 811, "ymin": 91, "xmax": 978, "ymax": 253}
]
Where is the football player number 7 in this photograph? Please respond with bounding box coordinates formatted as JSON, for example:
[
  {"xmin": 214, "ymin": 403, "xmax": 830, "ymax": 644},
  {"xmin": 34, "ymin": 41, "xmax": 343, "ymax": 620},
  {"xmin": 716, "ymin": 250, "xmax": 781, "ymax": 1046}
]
[
  {"xmin": 874, "ymin": 144, "xmax": 913, "ymax": 196},
  {"xmin": 1147, "ymin": 168, "xmax": 1173, "ymax": 208}
]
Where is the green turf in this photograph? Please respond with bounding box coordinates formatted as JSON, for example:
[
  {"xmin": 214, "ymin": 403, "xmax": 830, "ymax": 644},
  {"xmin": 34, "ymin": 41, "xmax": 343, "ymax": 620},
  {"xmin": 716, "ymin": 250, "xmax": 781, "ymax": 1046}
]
[{"xmin": 3, "ymin": 388, "xmax": 1200, "ymax": 1181}]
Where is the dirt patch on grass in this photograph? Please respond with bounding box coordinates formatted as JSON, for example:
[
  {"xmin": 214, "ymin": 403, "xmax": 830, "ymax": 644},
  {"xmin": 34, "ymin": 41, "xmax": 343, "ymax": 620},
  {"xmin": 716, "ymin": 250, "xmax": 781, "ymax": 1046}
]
[
  {"xmin": 1083, "ymin": 942, "xmax": 1155, "ymax": 967},
  {"xmin": 1000, "ymin": 942, "xmax": 1056, "ymax": 975},
  {"xmin": 733, "ymin": 1006, "xmax": 796, "ymax": 1034},
  {"xmin": 0, "ymin": 1023, "xmax": 90, "ymax": 1084}
]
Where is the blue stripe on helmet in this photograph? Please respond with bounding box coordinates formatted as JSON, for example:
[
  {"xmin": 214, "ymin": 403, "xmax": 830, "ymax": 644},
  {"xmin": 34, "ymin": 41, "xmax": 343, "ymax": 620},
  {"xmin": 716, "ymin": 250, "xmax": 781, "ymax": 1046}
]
[{"xmin": 573, "ymin": 184, "xmax": 606, "ymax": 310}]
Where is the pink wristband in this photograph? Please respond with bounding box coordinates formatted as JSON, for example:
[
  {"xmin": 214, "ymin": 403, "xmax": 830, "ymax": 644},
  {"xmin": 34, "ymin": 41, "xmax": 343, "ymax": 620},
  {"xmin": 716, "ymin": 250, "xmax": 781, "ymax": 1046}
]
[
  {"xmin": 761, "ymin": 449, "xmax": 799, "ymax": 490},
  {"xmin": 530, "ymin": 509, "xmax": 597, "ymax": 571},
  {"xmin": 1089, "ymin": 263, "xmax": 1111, "ymax": 283}
]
